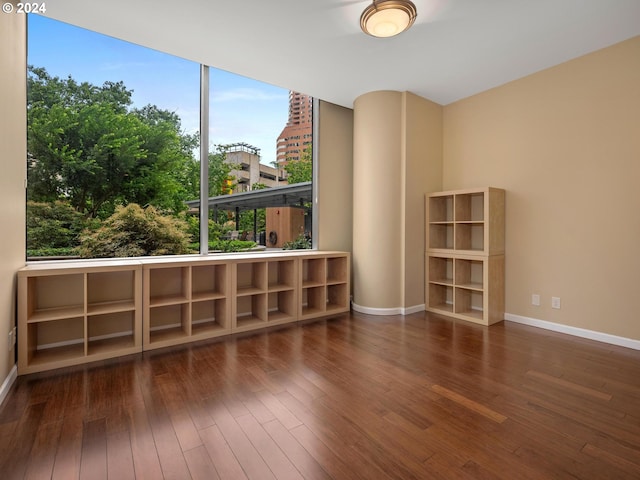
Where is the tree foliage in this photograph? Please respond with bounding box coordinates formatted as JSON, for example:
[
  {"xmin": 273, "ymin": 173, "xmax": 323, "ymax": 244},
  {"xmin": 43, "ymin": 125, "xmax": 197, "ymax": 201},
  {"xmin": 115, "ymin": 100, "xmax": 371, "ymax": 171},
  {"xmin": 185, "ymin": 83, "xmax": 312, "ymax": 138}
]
[
  {"xmin": 284, "ymin": 144, "xmax": 312, "ymax": 184},
  {"xmin": 27, "ymin": 66, "xmax": 199, "ymax": 218},
  {"xmin": 77, "ymin": 204, "xmax": 192, "ymax": 258},
  {"xmin": 26, "ymin": 200, "xmax": 86, "ymax": 251}
]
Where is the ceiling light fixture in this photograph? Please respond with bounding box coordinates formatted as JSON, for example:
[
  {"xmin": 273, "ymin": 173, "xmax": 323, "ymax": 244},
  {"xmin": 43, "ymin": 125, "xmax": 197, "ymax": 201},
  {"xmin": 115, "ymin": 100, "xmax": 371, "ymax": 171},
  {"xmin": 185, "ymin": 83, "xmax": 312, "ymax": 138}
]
[{"xmin": 360, "ymin": 0, "xmax": 417, "ymax": 38}]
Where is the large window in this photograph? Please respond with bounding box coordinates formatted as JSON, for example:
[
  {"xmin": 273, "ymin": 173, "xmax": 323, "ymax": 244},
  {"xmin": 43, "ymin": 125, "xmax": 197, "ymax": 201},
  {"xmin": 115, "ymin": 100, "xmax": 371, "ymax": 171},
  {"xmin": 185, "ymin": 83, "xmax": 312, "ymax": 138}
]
[{"xmin": 26, "ymin": 15, "xmax": 313, "ymax": 260}]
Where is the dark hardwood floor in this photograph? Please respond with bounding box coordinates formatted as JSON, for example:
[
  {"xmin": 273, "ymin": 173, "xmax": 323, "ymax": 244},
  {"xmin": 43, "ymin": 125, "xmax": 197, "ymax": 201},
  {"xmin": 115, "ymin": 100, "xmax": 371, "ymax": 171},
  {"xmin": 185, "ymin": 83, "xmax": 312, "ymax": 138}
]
[{"xmin": 1, "ymin": 311, "xmax": 640, "ymax": 479}]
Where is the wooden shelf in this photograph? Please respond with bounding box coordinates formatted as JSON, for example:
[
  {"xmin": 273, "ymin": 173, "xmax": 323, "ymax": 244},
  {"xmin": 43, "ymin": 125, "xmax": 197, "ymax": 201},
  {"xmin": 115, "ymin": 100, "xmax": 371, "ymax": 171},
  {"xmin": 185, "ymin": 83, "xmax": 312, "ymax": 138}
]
[
  {"xmin": 88, "ymin": 335, "xmax": 136, "ymax": 357},
  {"xmin": 426, "ymin": 188, "xmax": 504, "ymax": 326},
  {"xmin": 18, "ymin": 262, "xmax": 143, "ymax": 375},
  {"xmin": 149, "ymin": 294, "xmax": 189, "ymax": 307},
  {"xmin": 27, "ymin": 305, "xmax": 84, "ymax": 323},
  {"xmin": 149, "ymin": 326, "xmax": 189, "ymax": 344},
  {"xmin": 28, "ymin": 343, "xmax": 85, "ymax": 368},
  {"xmin": 87, "ymin": 300, "xmax": 135, "ymax": 315},
  {"xmin": 19, "ymin": 252, "xmax": 350, "ymax": 372}
]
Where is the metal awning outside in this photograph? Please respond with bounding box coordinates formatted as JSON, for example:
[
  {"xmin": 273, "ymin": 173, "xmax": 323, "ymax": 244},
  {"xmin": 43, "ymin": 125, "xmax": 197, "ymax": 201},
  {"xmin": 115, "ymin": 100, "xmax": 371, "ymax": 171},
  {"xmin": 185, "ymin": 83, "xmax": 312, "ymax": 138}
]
[{"xmin": 185, "ymin": 181, "xmax": 312, "ymax": 212}]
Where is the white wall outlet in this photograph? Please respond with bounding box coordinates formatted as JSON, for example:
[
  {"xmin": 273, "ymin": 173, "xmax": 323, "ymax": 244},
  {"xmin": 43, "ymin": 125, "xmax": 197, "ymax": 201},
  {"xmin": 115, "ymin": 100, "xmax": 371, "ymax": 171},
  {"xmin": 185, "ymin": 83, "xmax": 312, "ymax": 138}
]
[
  {"xmin": 8, "ymin": 326, "xmax": 16, "ymax": 349},
  {"xmin": 531, "ymin": 294, "xmax": 540, "ymax": 306},
  {"xmin": 551, "ymin": 297, "xmax": 561, "ymax": 309}
]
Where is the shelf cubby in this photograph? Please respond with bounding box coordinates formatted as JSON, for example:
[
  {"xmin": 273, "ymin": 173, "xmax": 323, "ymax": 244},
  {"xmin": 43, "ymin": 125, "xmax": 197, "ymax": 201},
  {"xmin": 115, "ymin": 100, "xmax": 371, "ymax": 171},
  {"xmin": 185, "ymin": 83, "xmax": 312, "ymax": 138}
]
[
  {"xmin": 454, "ymin": 288, "xmax": 484, "ymax": 321},
  {"xmin": 191, "ymin": 298, "xmax": 228, "ymax": 336},
  {"xmin": 26, "ymin": 316, "xmax": 85, "ymax": 369},
  {"xmin": 267, "ymin": 290, "xmax": 296, "ymax": 323},
  {"xmin": 192, "ymin": 264, "xmax": 227, "ymax": 301},
  {"xmin": 427, "ymin": 284, "xmax": 454, "ymax": 314},
  {"xmin": 429, "ymin": 194, "xmax": 454, "ymax": 223},
  {"xmin": 429, "ymin": 224, "xmax": 454, "ymax": 250},
  {"xmin": 302, "ymin": 258, "xmax": 325, "ymax": 287},
  {"xmin": 455, "ymin": 258, "xmax": 484, "ymax": 290},
  {"xmin": 455, "ymin": 192, "xmax": 484, "ymax": 222},
  {"xmin": 236, "ymin": 261, "xmax": 267, "ymax": 296},
  {"xmin": 149, "ymin": 266, "xmax": 189, "ymax": 306},
  {"xmin": 326, "ymin": 283, "xmax": 348, "ymax": 312},
  {"xmin": 87, "ymin": 311, "xmax": 136, "ymax": 356},
  {"xmin": 27, "ymin": 274, "xmax": 84, "ymax": 322},
  {"xmin": 326, "ymin": 256, "xmax": 348, "ymax": 284},
  {"xmin": 455, "ymin": 223, "xmax": 484, "ymax": 252},
  {"xmin": 301, "ymin": 286, "xmax": 326, "ymax": 318},
  {"xmin": 268, "ymin": 260, "xmax": 295, "ymax": 291},
  {"xmin": 235, "ymin": 293, "xmax": 267, "ymax": 331},
  {"xmin": 429, "ymin": 256, "xmax": 454, "ymax": 285},
  {"xmin": 148, "ymin": 303, "xmax": 190, "ymax": 345}
]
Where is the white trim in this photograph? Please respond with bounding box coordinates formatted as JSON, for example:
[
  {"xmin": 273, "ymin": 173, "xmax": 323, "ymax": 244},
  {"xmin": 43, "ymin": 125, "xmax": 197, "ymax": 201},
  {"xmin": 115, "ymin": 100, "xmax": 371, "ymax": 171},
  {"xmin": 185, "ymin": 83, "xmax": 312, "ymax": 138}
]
[
  {"xmin": 505, "ymin": 313, "xmax": 640, "ymax": 351},
  {"xmin": 351, "ymin": 302, "xmax": 425, "ymax": 316},
  {"xmin": 403, "ymin": 304, "xmax": 426, "ymax": 315},
  {"xmin": 0, "ymin": 365, "xmax": 18, "ymax": 407}
]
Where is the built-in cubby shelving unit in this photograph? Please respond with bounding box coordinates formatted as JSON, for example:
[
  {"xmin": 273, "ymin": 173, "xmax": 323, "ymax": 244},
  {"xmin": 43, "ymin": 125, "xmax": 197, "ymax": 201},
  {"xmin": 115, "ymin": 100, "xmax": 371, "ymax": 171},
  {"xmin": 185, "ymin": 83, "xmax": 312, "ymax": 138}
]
[
  {"xmin": 426, "ymin": 187, "xmax": 505, "ymax": 325},
  {"xmin": 17, "ymin": 260, "xmax": 142, "ymax": 375},
  {"xmin": 18, "ymin": 251, "xmax": 350, "ymax": 374}
]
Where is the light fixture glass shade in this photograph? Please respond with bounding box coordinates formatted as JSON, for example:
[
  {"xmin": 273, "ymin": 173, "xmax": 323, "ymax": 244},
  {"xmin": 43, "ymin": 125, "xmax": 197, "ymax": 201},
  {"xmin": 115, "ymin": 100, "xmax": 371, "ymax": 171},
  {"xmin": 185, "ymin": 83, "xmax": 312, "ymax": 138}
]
[{"xmin": 360, "ymin": 0, "xmax": 417, "ymax": 38}]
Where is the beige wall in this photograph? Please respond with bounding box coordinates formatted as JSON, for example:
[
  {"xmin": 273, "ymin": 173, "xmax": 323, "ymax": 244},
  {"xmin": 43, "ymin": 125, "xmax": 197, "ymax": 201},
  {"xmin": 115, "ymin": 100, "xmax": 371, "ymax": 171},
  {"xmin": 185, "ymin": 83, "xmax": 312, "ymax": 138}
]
[
  {"xmin": 443, "ymin": 36, "xmax": 640, "ymax": 340},
  {"xmin": 0, "ymin": 8, "xmax": 26, "ymax": 386},
  {"xmin": 402, "ymin": 92, "xmax": 443, "ymax": 309},
  {"xmin": 317, "ymin": 101, "xmax": 354, "ymax": 253}
]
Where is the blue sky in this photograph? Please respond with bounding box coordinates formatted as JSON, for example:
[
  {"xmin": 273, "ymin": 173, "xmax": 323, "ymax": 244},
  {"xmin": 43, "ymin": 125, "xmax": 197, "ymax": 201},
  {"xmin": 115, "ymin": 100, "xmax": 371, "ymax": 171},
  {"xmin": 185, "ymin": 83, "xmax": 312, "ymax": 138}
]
[{"xmin": 27, "ymin": 14, "xmax": 290, "ymax": 166}]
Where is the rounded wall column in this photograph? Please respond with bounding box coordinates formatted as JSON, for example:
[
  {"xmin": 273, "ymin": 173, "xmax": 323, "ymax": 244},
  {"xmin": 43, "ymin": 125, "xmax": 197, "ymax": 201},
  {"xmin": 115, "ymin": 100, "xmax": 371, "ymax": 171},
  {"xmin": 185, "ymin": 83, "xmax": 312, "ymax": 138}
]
[{"xmin": 352, "ymin": 91, "xmax": 404, "ymax": 312}]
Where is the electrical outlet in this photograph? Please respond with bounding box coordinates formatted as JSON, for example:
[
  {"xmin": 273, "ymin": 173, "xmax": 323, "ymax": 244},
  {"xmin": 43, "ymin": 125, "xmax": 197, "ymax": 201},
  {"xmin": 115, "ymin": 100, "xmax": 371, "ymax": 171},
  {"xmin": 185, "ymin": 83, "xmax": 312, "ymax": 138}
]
[
  {"xmin": 551, "ymin": 297, "xmax": 561, "ymax": 309},
  {"xmin": 531, "ymin": 294, "xmax": 540, "ymax": 306},
  {"xmin": 8, "ymin": 327, "xmax": 16, "ymax": 349}
]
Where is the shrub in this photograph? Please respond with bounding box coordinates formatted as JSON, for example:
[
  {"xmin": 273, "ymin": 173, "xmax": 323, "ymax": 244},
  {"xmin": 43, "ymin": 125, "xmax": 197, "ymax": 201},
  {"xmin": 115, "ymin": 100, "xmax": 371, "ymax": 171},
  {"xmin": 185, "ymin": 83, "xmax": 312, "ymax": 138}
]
[
  {"xmin": 282, "ymin": 234, "xmax": 311, "ymax": 250},
  {"xmin": 210, "ymin": 239, "xmax": 257, "ymax": 252},
  {"xmin": 26, "ymin": 201, "xmax": 85, "ymax": 252},
  {"xmin": 183, "ymin": 214, "xmax": 226, "ymax": 243},
  {"xmin": 77, "ymin": 203, "xmax": 192, "ymax": 258}
]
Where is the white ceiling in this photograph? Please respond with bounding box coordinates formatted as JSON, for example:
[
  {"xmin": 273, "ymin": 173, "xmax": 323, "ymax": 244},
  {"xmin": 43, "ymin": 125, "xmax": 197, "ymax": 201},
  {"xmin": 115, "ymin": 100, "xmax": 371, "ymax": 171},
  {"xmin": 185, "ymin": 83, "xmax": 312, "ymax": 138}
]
[{"xmin": 44, "ymin": 0, "xmax": 640, "ymax": 108}]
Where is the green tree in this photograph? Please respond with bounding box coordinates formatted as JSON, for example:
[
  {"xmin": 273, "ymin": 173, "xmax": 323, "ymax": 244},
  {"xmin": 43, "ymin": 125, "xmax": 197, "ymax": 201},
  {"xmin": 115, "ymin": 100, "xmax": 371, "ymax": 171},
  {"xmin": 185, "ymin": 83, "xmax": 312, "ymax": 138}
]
[
  {"xmin": 26, "ymin": 200, "xmax": 87, "ymax": 256},
  {"xmin": 284, "ymin": 143, "xmax": 312, "ymax": 184},
  {"xmin": 27, "ymin": 66, "xmax": 198, "ymax": 218}
]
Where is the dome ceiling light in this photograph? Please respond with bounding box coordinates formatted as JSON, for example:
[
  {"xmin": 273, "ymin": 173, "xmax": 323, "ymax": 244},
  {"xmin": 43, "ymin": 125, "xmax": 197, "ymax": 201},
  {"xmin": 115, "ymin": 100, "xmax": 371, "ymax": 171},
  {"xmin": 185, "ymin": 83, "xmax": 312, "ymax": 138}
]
[{"xmin": 360, "ymin": 0, "xmax": 418, "ymax": 38}]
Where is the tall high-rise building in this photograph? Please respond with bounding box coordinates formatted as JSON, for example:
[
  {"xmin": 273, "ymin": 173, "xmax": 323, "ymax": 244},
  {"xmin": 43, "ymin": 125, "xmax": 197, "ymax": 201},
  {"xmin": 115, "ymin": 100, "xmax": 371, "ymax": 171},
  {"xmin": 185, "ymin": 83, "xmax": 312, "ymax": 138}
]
[{"xmin": 276, "ymin": 92, "xmax": 313, "ymax": 168}]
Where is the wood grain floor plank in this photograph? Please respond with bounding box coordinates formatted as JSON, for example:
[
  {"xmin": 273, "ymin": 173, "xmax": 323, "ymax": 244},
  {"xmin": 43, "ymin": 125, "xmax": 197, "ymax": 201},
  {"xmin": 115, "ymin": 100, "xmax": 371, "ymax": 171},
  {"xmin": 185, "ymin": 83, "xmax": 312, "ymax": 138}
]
[
  {"xmin": 125, "ymin": 400, "xmax": 164, "ymax": 480},
  {"xmin": 236, "ymin": 413, "xmax": 304, "ymax": 480},
  {"xmin": 262, "ymin": 419, "xmax": 332, "ymax": 480},
  {"xmin": 106, "ymin": 428, "xmax": 136, "ymax": 480},
  {"xmin": 183, "ymin": 444, "xmax": 221, "ymax": 480},
  {"xmin": 199, "ymin": 424, "xmax": 248, "ymax": 480},
  {"xmin": 79, "ymin": 417, "xmax": 108, "ymax": 480},
  {"xmin": 24, "ymin": 418, "xmax": 63, "ymax": 480},
  {"xmin": 207, "ymin": 396, "xmax": 277, "ymax": 480},
  {"xmin": 1, "ymin": 402, "xmax": 46, "ymax": 480},
  {"xmin": 51, "ymin": 410, "xmax": 84, "ymax": 480}
]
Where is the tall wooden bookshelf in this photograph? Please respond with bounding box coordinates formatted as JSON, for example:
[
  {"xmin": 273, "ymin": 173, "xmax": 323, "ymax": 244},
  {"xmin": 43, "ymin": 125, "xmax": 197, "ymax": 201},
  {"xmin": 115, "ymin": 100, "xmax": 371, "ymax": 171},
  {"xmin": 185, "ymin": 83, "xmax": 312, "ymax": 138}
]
[{"xmin": 426, "ymin": 187, "xmax": 505, "ymax": 325}]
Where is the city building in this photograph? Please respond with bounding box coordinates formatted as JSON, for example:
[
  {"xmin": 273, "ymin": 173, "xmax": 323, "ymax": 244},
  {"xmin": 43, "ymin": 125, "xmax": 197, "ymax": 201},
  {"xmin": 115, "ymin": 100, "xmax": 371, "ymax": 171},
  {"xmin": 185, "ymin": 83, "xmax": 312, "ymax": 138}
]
[
  {"xmin": 223, "ymin": 142, "xmax": 285, "ymax": 192},
  {"xmin": 276, "ymin": 91, "xmax": 313, "ymax": 166}
]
